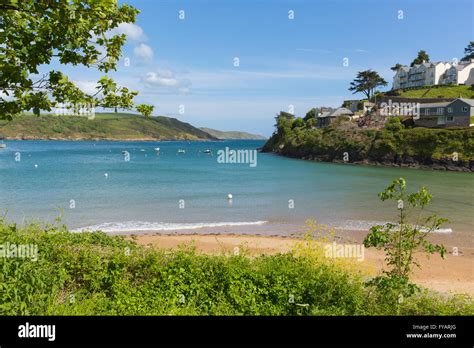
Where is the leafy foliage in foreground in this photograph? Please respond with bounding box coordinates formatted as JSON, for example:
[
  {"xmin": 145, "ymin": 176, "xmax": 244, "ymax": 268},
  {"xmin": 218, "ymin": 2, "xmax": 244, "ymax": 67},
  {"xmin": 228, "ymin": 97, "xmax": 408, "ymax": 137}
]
[
  {"xmin": 364, "ymin": 178, "xmax": 447, "ymax": 298},
  {"xmin": 0, "ymin": 219, "xmax": 472, "ymax": 316},
  {"xmin": 0, "ymin": 0, "xmax": 153, "ymax": 119}
]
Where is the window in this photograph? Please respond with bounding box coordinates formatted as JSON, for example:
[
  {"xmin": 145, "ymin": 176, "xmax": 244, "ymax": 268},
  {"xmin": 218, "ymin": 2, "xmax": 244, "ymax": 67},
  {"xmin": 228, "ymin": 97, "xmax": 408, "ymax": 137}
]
[
  {"xmin": 424, "ymin": 109, "xmax": 430, "ymax": 115},
  {"xmin": 447, "ymin": 107, "xmax": 453, "ymax": 113},
  {"xmin": 446, "ymin": 116, "xmax": 454, "ymax": 122},
  {"xmin": 462, "ymin": 106, "xmax": 468, "ymax": 112}
]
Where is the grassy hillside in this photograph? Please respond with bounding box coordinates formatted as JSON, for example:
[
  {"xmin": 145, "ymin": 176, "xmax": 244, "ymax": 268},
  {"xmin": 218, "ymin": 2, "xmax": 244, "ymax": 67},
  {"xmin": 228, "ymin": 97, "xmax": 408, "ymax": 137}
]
[
  {"xmin": 0, "ymin": 113, "xmax": 216, "ymax": 140},
  {"xmin": 384, "ymin": 85, "xmax": 474, "ymax": 99},
  {"xmin": 199, "ymin": 127, "xmax": 267, "ymax": 140}
]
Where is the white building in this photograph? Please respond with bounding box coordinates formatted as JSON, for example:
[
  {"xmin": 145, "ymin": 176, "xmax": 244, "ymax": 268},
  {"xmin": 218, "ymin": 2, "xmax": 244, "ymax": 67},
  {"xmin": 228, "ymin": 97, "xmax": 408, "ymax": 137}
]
[
  {"xmin": 392, "ymin": 66, "xmax": 410, "ymax": 89},
  {"xmin": 441, "ymin": 59, "xmax": 474, "ymax": 86},
  {"xmin": 392, "ymin": 59, "xmax": 474, "ymax": 90}
]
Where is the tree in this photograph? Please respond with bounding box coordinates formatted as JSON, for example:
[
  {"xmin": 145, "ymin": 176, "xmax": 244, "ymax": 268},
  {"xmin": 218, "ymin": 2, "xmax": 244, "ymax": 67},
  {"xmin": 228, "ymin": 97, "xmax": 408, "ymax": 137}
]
[
  {"xmin": 348, "ymin": 70, "xmax": 387, "ymax": 101},
  {"xmin": 303, "ymin": 108, "xmax": 319, "ymax": 121},
  {"xmin": 305, "ymin": 117, "xmax": 317, "ymax": 128},
  {"xmin": 136, "ymin": 104, "xmax": 154, "ymax": 117},
  {"xmin": 274, "ymin": 111, "xmax": 295, "ymax": 139},
  {"xmin": 390, "ymin": 63, "xmax": 403, "ymax": 71},
  {"xmin": 292, "ymin": 117, "xmax": 305, "ymax": 129},
  {"xmin": 462, "ymin": 41, "xmax": 474, "ymax": 61},
  {"xmin": 364, "ymin": 178, "xmax": 446, "ymax": 294},
  {"xmin": 0, "ymin": 0, "xmax": 152, "ymax": 120},
  {"xmin": 410, "ymin": 50, "xmax": 430, "ymax": 67}
]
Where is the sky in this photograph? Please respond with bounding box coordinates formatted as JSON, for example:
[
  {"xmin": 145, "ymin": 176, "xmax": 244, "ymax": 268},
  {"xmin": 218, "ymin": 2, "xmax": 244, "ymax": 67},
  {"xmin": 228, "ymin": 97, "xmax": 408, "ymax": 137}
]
[{"xmin": 47, "ymin": 0, "xmax": 474, "ymax": 136}]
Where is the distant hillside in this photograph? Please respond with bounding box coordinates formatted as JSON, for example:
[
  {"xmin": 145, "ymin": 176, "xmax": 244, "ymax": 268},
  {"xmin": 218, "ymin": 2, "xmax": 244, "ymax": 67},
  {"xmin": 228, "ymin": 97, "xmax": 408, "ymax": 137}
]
[
  {"xmin": 199, "ymin": 127, "xmax": 266, "ymax": 140},
  {"xmin": 382, "ymin": 85, "xmax": 474, "ymax": 99},
  {"xmin": 0, "ymin": 113, "xmax": 216, "ymax": 141}
]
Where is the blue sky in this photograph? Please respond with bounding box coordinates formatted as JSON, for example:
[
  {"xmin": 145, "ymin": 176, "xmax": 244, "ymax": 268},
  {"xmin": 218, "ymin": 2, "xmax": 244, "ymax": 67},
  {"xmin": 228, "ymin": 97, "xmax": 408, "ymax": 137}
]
[{"xmin": 55, "ymin": 0, "xmax": 473, "ymax": 136}]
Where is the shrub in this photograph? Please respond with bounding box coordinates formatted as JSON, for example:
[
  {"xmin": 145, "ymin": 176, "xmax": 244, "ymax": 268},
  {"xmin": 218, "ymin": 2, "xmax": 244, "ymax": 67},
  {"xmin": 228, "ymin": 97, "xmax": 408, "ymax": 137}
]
[
  {"xmin": 364, "ymin": 178, "xmax": 446, "ymax": 299},
  {"xmin": 0, "ymin": 216, "xmax": 471, "ymax": 316}
]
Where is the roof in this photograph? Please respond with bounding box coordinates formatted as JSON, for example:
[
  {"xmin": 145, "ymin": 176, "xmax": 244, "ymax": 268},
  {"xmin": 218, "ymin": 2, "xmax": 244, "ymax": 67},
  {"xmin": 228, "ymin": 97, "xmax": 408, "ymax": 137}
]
[
  {"xmin": 418, "ymin": 101, "xmax": 450, "ymax": 108},
  {"xmin": 318, "ymin": 107, "xmax": 354, "ymax": 118},
  {"xmin": 319, "ymin": 111, "xmax": 331, "ymax": 118},
  {"xmin": 418, "ymin": 98, "xmax": 474, "ymax": 108},
  {"xmin": 455, "ymin": 98, "xmax": 474, "ymax": 107},
  {"xmin": 395, "ymin": 66, "xmax": 410, "ymax": 72}
]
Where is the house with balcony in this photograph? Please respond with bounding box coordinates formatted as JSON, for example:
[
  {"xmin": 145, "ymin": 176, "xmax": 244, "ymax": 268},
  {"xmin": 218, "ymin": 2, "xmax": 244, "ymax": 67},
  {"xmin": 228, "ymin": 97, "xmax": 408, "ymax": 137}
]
[
  {"xmin": 392, "ymin": 60, "xmax": 474, "ymax": 90},
  {"xmin": 393, "ymin": 62, "xmax": 452, "ymax": 89},
  {"xmin": 441, "ymin": 59, "xmax": 474, "ymax": 85},
  {"xmin": 392, "ymin": 66, "xmax": 410, "ymax": 89},
  {"xmin": 415, "ymin": 98, "xmax": 474, "ymax": 128}
]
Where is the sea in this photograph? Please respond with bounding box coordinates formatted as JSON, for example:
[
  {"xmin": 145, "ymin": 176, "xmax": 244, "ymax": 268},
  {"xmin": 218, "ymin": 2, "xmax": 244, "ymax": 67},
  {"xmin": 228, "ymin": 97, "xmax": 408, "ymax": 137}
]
[{"xmin": 0, "ymin": 140, "xmax": 472, "ymax": 246}]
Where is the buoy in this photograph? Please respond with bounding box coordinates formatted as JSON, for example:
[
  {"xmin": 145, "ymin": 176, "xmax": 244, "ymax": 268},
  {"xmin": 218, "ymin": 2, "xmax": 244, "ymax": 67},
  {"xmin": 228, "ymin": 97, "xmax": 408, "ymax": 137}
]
[{"xmin": 227, "ymin": 194, "xmax": 233, "ymax": 200}]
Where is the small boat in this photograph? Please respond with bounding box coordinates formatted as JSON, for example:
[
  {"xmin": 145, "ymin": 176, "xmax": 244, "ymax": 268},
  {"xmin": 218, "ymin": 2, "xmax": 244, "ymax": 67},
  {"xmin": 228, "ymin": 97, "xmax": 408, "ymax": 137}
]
[{"xmin": 177, "ymin": 149, "xmax": 186, "ymax": 154}]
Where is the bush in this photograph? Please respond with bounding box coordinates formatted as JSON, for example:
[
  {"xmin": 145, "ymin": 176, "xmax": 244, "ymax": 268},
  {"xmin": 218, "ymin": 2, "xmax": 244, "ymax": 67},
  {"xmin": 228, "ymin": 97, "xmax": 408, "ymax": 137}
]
[{"xmin": 0, "ymin": 217, "xmax": 472, "ymax": 316}]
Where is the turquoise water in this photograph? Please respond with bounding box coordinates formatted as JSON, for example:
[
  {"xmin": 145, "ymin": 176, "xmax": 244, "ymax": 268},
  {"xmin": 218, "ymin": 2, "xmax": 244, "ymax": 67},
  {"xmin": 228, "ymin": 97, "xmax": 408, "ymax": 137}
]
[{"xmin": 0, "ymin": 140, "xmax": 472, "ymax": 243}]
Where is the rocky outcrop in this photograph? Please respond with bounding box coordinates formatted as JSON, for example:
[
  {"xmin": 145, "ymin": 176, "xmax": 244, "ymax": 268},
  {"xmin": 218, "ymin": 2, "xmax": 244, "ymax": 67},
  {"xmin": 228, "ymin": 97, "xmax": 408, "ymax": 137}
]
[{"xmin": 267, "ymin": 150, "xmax": 473, "ymax": 172}]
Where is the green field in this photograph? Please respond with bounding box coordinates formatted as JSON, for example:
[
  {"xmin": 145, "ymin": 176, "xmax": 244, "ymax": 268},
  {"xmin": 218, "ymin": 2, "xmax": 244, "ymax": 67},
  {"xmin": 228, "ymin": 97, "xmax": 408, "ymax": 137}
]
[
  {"xmin": 0, "ymin": 113, "xmax": 216, "ymax": 140},
  {"xmin": 384, "ymin": 85, "xmax": 474, "ymax": 99}
]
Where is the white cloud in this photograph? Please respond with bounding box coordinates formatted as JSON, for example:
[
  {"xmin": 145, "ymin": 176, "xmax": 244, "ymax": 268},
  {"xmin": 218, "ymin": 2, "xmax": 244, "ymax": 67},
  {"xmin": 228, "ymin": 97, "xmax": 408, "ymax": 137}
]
[
  {"xmin": 74, "ymin": 80, "xmax": 99, "ymax": 95},
  {"xmin": 133, "ymin": 43, "xmax": 154, "ymax": 61},
  {"xmin": 110, "ymin": 23, "xmax": 144, "ymax": 41},
  {"xmin": 141, "ymin": 70, "xmax": 190, "ymax": 94},
  {"xmin": 182, "ymin": 63, "xmax": 356, "ymax": 92},
  {"xmin": 144, "ymin": 71, "xmax": 177, "ymax": 86}
]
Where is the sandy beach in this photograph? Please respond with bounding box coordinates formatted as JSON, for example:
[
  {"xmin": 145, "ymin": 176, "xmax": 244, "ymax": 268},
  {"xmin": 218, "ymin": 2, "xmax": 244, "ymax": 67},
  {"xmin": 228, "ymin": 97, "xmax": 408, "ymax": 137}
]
[{"xmin": 132, "ymin": 233, "xmax": 474, "ymax": 296}]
